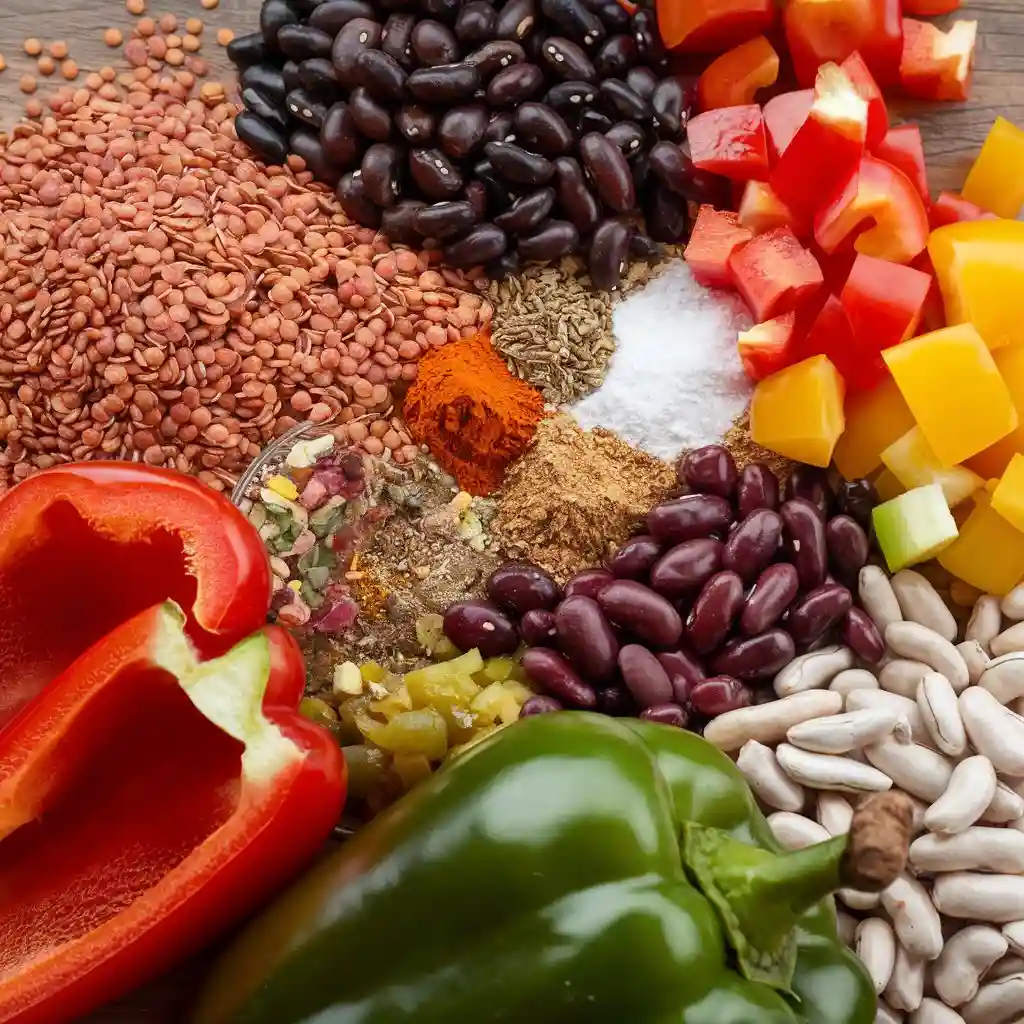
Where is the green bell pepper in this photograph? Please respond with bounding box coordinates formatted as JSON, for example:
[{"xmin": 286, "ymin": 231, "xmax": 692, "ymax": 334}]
[{"xmin": 192, "ymin": 712, "xmax": 909, "ymax": 1024}]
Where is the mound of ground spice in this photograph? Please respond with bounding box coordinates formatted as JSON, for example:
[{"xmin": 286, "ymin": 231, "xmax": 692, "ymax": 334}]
[{"xmin": 493, "ymin": 413, "xmax": 677, "ymax": 582}]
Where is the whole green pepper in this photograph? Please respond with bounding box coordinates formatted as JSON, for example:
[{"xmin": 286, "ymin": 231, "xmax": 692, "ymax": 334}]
[{"xmin": 192, "ymin": 713, "xmax": 909, "ymax": 1024}]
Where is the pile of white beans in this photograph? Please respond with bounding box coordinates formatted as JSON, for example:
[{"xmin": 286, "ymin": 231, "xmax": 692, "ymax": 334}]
[{"xmin": 703, "ymin": 567, "xmax": 1024, "ymax": 1024}]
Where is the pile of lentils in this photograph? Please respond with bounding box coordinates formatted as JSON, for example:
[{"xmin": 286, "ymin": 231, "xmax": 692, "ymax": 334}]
[
  {"xmin": 230, "ymin": 0, "xmax": 728, "ymax": 289},
  {"xmin": 440, "ymin": 445, "xmax": 885, "ymax": 730}
]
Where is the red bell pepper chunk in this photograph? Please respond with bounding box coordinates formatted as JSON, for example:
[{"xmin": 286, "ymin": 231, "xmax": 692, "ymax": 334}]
[
  {"xmin": 657, "ymin": 0, "xmax": 775, "ymax": 53},
  {"xmin": 784, "ymin": 0, "xmax": 903, "ymax": 88},
  {"xmin": 911, "ymin": 250, "xmax": 947, "ymax": 333},
  {"xmin": 737, "ymin": 312, "xmax": 799, "ymax": 381},
  {"xmin": 929, "ymin": 190, "xmax": 999, "ymax": 229},
  {"xmin": 0, "ymin": 463, "xmax": 271, "ymax": 732},
  {"xmin": 684, "ymin": 205, "xmax": 754, "ymax": 288},
  {"xmin": 770, "ymin": 63, "xmax": 867, "ymax": 221},
  {"xmin": 840, "ymin": 51, "xmax": 890, "ymax": 150},
  {"xmin": 814, "ymin": 155, "xmax": 930, "ymax": 265},
  {"xmin": 0, "ymin": 602, "xmax": 344, "ymax": 1023},
  {"xmin": 728, "ymin": 226, "xmax": 824, "ymax": 321},
  {"xmin": 762, "ymin": 89, "xmax": 814, "ymax": 159},
  {"xmin": 799, "ymin": 294, "xmax": 862, "ymax": 381},
  {"xmin": 697, "ymin": 35, "xmax": 779, "ymax": 112},
  {"xmin": 687, "ymin": 104, "xmax": 770, "ymax": 181},
  {"xmin": 900, "ymin": 18, "xmax": 977, "ymax": 102},
  {"xmin": 903, "ymin": 0, "xmax": 960, "ymax": 12},
  {"xmin": 873, "ymin": 123, "xmax": 931, "ymax": 208},
  {"xmin": 738, "ymin": 180, "xmax": 801, "ymax": 237}
]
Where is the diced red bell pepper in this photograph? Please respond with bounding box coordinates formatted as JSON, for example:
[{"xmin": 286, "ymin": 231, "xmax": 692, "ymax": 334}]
[
  {"xmin": 684, "ymin": 205, "xmax": 754, "ymax": 288},
  {"xmin": 799, "ymin": 295, "xmax": 861, "ymax": 381},
  {"xmin": 784, "ymin": 0, "xmax": 904, "ymax": 88},
  {"xmin": 900, "ymin": 18, "xmax": 977, "ymax": 101},
  {"xmin": 902, "ymin": 0, "xmax": 960, "ymax": 13},
  {"xmin": 770, "ymin": 64, "xmax": 867, "ymax": 221},
  {"xmin": 0, "ymin": 463, "xmax": 271, "ymax": 731},
  {"xmin": 697, "ymin": 36, "xmax": 780, "ymax": 111},
  {"xmin": 0, "ymin": 602, "xmax": 344, "ymax": 1023},
  {"xmin": 737, "ymin": 313, "xmax": 799, "ymax": 381},
  {"xmin": 728, "ymin": 226, "xmax": 824, "ymax": 321},
  {"xmin": 815, "ymin": 155, "xmax": 930, "ymax": 265},
  {"xmin": 840, "ymin": 51, "xmax": 890, "ymax": 150},
  {"xmin": 873, "ymin": 123, "xmax": 930, "ymax": 208},
  {"xmin": 929, "ymin": 190, "xmax": 999, "ymax": 229},
  {"xmin": 686, "ymin": 104, "xmax": 770, "ymax": 181},
  {"xmin": 657, "ymin": 0, "xmax": 775, "ymax": 53},
  {"xmin": 738, "ymin": 180, "xmax": 800, "ymax": 236},
  {"xmin": 911, "ymin": 250, "xmax": 947, "ymax": 333},
  {"xmin": 763, "ymin": 89, "xmax": 814, "ymax": 159},
  {"xmin": 811, "ymin": 243, "xmax": 859, "ymax": 294}
]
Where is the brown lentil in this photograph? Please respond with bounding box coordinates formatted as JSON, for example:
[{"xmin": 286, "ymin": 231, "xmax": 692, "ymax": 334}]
[
  {"xmin": 104, "ymin": 28, "xmax": 125, "ymax": 47},
  {"xmin": 23, "ymin": 39, "xmax": 42, "ymax": 57}
]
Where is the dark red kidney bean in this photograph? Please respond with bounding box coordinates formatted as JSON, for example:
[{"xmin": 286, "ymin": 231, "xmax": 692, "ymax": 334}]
[
  {"xmin": 540, "ymin": 37, "xmax": 597, "ymax": 80},
  {"xmin": 413, "ymin": 199, "xmax": 478, "ymax": 239},
  {"xmin": 381, "ymin": 200, "xmax": 425, "ymax": 244},
  {"xmin": 514, "ymin": 103, "xmax": 574, "ymax": 155},
  {"xmin": 311, "ymin": 0, "xmax": 376, "ymax": 35},
  {"xmin": 495, "ymin": 0, "xmax": 537, "ymax": 39},
  {"xmin": 542, "ymin": 0, "xmax": 606, "ymax": 45},
  {"xmin": 278, "ymin": 24, "xmax": 335, "ymax": 61},
  {"xmin": 625, "ymin": 64, "xmax": 657, "ymax": 98},
  {"xmin": 631, "ymin": 8, "xmax": 666, "ymax": 62},
  {"xmin": 297, "ymin": 57, "xmax": 338, "ymax": 91},
  {"xmin": 235, "ymin": 111, "xmax": 289, "ymax": 165},
  {"xmin": 686, "ymin": 570, "xmax": 744, "ymax": 655},
  {"xmin": 442, "ymin": 222, "xmax": 507, "ymax": 265},
  {"xmin": 780, "ymin": 498, "xmax": 828, "ymax": 591},
  {"xmin": 643, "ymin": 183, "xmax": 688, "ymax": 243},
  {"xmin": 606, "ymin": 121, "xmax": 645, "ymax": 159},
  {"xmin": 651, "ymin": 75, "xmax": 695, "ymax": 138},
  {"xmin": 826, "ymin": 515, "xmax": 870, "ymax": 580},
  {"xmin": 563, "ymin": 568, "xmax": 614, "ymax": 600},
  {"xmin": 722, "ymin": 509, "xmax": 783, "ymax": 583},
  {"xmin": 841, "ymin": 607, "xmax": 885, "ymax": 664},
  {"xmin": 598, "ymin": 684, "xmax": 635, "ymax": 717},
  {"xmin": 554, "ymin": 595, "xmax": 619, "ymax": 683},
  {"xmin": 518, "ymin": 220, "xmax": 579, "ymax": 261},
  {"xmin": 455, "ymin": 0, "xmax": 497, "ymax": 45},
  {"xmin": 487, "ymin": 64, "xmax": 545, "ymax": 106},
  {"xmin": 786, "ymin": 583, "xmax": 853, "ymax": 646},
  {"xmin": 484, "ymin": 111, "xmax": 516, "ymax": 145},
  {"xmin": 657, "ymin": 650, "xmax": 705, "ymax": 704},
  {"xmin": 519, "ymin": 694, "xmax": 563, "ymax": 717},
  {"xmin": 408, "ymin": 63, "xmax": 481, "ymax": 104},
  {"xmin": 647, "ymin": 494, "xmax": 733, "ymax": 546},
  {"xmin": 261, "ymin": 0, "xmax": 300, "ymax": 48},
  {"xmin": 355, "ymin": 49, "xmax": 408, "ymax": 103},
  {"xmin": 336, "ymin": 171, "xmax": 381, "ymax": 226},
  {"xmin": 679, "ymin": 444, "xmax": 738, "ymax": 498},
  {"xmin": 437, "ymin": 104, "xmax": 489, "ymax": 159},
  {"xmin": 737, "ymin": 462, "xmax": 780, "ymax": 519},
  {"xmin": 285, "ymin": 88, "xmax": 328, "ymax": 130},
  {"xmin": 411, "ymin": 19, "xmax": 461, "ymax": 66},
  {"xmin": 290, "ymin": 129, "xmax": 342, "ymax": 186},
  {"xmin": 545, "ymin": 80, "xmax": 599, "ymax": 113},
  {"xmin": 608, "ymin": 534, "xmax": 661, "ymax": 580},
  {"xmin": 555, "ymin": 157, "xmax": 601, "ymax": 234},
  {"xmin": 242, "ymin": 87, "xmax": 289, "ymax": 134},
  {"xmin": 579, "ymin": 132, "xmax": 635, "ymax": 212},
  {"xmin": 395, "ymin": 104, "xmax": 435, "ymax": 144},
  {"xmin": 465, "ymin": 39, "xmax": 527, "ymax": 78},
  {"xmin": 409, "ymin": 148, "xmax": 465, "ymax": 199},
  {"xmin": 240, "ymin": 63, "xmax": 287, "ymax": 103},
  {"xmin": 649, "ymin": 538, "xmax": 724, "ymax": 599},
  {"xmin": 331, "ymin": 19, "xmax": 383, "ymax": 88},
  {"xmin": 711, "ymin": 630, "xmax": 796, "ymax": 680},
  {"xmin": 784, "ymin": 466, "xmax": 833, "ymax": 520},
  {"xmin": 486, "ymin": 562, "xmax": 560, "ymax": 616},
  {"xmin": 690, "ymin": 676, "xmax": 752, "ymax": 716},
  {"xmin": 835, "ymin": 479, "xmax": 879, "ymax": 532},
  {"xmin": 347, "ymin": 88, "xmax": 391, "ymax": 142},
  {"xmin": 639, "ymin": 703, "xmax": 689, "ymax": 727},
  {"xmin": 360, "ymin": 143, "xmax": 403, "ymax": 207},
  {"xmin": 485, "ymin": 141, "xmax": 555, "ymax": 186},
  {"xmin": 618, "ymin": 645, "xmax": 674, "ymax": 708},
  {"xmin": 588, "ymin": 216, "xmax": 631, "ymax": 291},
  {"xmin": 227, "ymin": 31, "xmax": 268, "ymax": 69},
  {"xmin": 599, "ymin": 79, "xmax": 648, "ymax": 121},
  {"xmin": 494, "ymin": 188, "xmax": 555, "ymax": 234},
  {"xmin": 595, "ymin": 34, "xmax": 637, "ymax": 77},
  {"xmin": 520, "ymin": 608, "xmax": 558, "ymax": 647},
  {"xmin": 739, "ymin": 563, "xmax": 800, "ymax": 636},
  {"xmin": 380, "ymin": 13, "xmax": 417, "ymax": 68},
  {"xmin": 521, "ymin": 648, "xmax": 597, "ymax": 709},
  {"xmin": 443, "ymin": 599, "xmax": 519, "ymax": 658},
  {"xmin": 597, "ymin": 580, "xmax": 683, "ymax": 649}
]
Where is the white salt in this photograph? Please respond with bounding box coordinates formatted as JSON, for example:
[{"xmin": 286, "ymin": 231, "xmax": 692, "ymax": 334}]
[{"xmin": 571, "ymin": 259, "xmax": 753, "ymax": 462}]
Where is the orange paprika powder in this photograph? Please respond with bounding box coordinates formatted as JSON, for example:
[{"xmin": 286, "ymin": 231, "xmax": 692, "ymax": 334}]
[{"xmin": 403, "ymin": 332, "xmax": 546, "ymax": 496}]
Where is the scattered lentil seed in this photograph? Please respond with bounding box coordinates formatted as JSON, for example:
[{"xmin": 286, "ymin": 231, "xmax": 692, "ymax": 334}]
[
  {"xmin": 200, "ymin": 0, "xmax": 219, "ymax": 8},
  {"xmin": 183, "ymin": 34, "xmax": 201, "ymax": 52},
  {"xmin": 36, "ymin": 56, "xmax": 55, "ymax": 76},
  {"xmin": 18, "ymin": 74, "xmax": 36, "ymax": 94},
  {"xmin": 137, "ymin": 17, "xmax": 156, "ymax": 36},
  {"xmin": 165, "ymin": 48, "xmax": 185, "ymax": 66},
  {"xmin": 60, "ymin": 60, "xmax": 78, "ymax": 81},
  {"xmin": 104, "ymin": 28, "xmax": 124, "ymax": 47},
  {"xmin": 23, "ymin": 39, "xmax": 42, "ymax": 57},
  {"xmin": 158, "ymin": 13, "xmax": 178, "ymax": 32},
  {"xmin": 23, "ymin": 98, "xmax": 43, "ymax": 119},
  {"xmin": 126, "ymin": 0, "xmax": 147, "ymax": 12},
  {"xmin": 216, "ymin": 28, "xmax": 234, "ymax": 46},
  {"xmin": 49, "ymin": 41, "xmax": 68, "ymax": 60},
  {"xmin": 0, "ymin": 56, "xmax": 6, "ymax": 73}
]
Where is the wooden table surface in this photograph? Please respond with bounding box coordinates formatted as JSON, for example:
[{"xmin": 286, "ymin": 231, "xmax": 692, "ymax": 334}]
[{"xmin": 0, "ymin": 0, "xmax": 1022, "ymax": 1019}]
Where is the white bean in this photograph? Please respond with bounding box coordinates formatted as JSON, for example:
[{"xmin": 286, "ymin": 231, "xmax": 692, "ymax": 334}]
[
  {"xmin": 864, "ymin": 736, "xmax": 954, "ymax": 802},
  {"xmin": 925, "ymin": 756, "xmax": 998, "ymax": 835},
  {"xmin": 979, "ymin": 653, "xmax": 1024, "ymax": 706},
  {"xmin": 892, "ymin": 569, "xmax": 958, "ymax": 642},
  {"xmin": 786, "ymin": 708, "xmax": 900, "ymax": 754},
  {"xmin": 961, "ymin": 972, "xmax": 1024, "ymax": 1024},
  {"xmin": 911, "ymin": 829, "xmax": 1024, "ymax": 874},
  {"xmin": 840, "ymin": 887, "xmax": 883, "ymax": 910},
  {"xmin": 968, "ymin": 595, "xmax": 1004, "ymax": 654},
  {"xmin": 773, "ymin": 646, "xmax": 856, "ymax": 697},
  {"xmin": 858, "ymin": 917, "xmax": 898, "ymax": 995},
  {"xmin": 1001, "ymin": 584, "xmax": 1024, "ymax": 622},
  {"xmin": 702, "ymin": 690, "xmax": 844, "ymax": 751},
  {"xmin": 776, "ymin": 743, "xmax": 893, "ymax": 793},
  {"xmin": 879, "ymin": 1001, "xmax": 906, "ymax": 1024},
  {"xmin": 984, "ymin": 955, "xmax": 1024, "ymax": 982},
  {"xmin": 887, "ymin": 942, "xmax": 926, "ymax": 1012},
  {"xmin": 960, "ymin": 688, "xmax": 1024, "ymax": 775},
  {"xmin": 831, "ymin": 668, "xmax": 882, "ymax": 697},
  {"xmin": 918, "ymin": 673, "xmax": 969, "ymax": 757},
  {"xmin": 737, "ymin": 740, "xmax": 806, "ymax": 812},
  {"xmin": 1002, "ymin": 921, "xmax": 1024, "ymax": 957},
  {"xmin": 932, "ymin": 926, "xmax": 1008, "ymax": 1008},
  {"xmin": 887, "ymin": 622, "xmax": 971, "ymax": 692},
  {"xmin": 882, "ymin": 873, "xmax": 945, "ymax": 960},
  {"xmin": 849, "ymin": 690, "xmax": 929, "ymax": 745},
  {"xmin": 861, "ymin": 565, "xmax": 905, "ymax": 634},
  {"xmin": 883, "ymin": 660, "xmax": 936, "ymax": 699},
  {"xmin": 817, "ymin": 791, "xmax": 854, "ymax": 836},
  {"xmin": 767, "ymin": 811, "xmax": 830, "ymax": 850},
  {"xmin": 933, "ymin": 874, "xmax": 1024, "ymax": 923},
  {"xmin": 910, "ymin": 997, "xmax": 966, "ymax": 1024},
  {"xmin": 991, "ymin": 623, "xmax": 1024, "ymax": 659},
  {"xmin": 837, "ymin": 909, "xmax": 858, "ymax": 944},
  {"xmin": 957, "ymin": 641, "xmax": 990, "ymax": 688},
  {"xmin": 981, "ymin": 784, "xmax": 1024, "ymax": 825}
]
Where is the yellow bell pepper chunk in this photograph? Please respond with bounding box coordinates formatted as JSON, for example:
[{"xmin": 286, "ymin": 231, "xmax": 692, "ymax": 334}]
[
  {"xmin": 832, "ymin": 375, "xmax": 917, "ymax": 480},
  {"xmin": 750, "ymin": 355, "xmax": 845, "ymax": 468},
  {"xmin": 991, "ymin": 453, "xmax": 1024, "ymax": 533},
  {"xmin": 881, "ymin": 426, "xmax": 983, "ymax": 508},
  {"xmin": 938, "ymin": 489, "xmax": 1024, "ymax": 596},
  {"xmin": 967, "ymin": 345, "xmax": 1024, "ymax": 480},
  {"xmin": 883, "ymin": 323, "xmax": 1018, "ymax": 468},
  {"xmin": 961, "ymin": 117, "xmax": 1024, "ymax": 220},
  {"xmin": 928, "ymin": 219, "xmax": 1024, "ymax": 352},
  {"xmin": 872, "ymin": 468, "xmax": 905, "ymax": 503}
]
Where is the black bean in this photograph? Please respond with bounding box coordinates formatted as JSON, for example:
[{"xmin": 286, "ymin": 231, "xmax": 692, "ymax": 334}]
[
  {"xmin": 605, "ymin": 120, "xmax": 644, "ymax": 159},
  {"xmin": 483, "ymin": 111, "xmax": 516, "ymax": 145},
  {"xmin": 494, "ymin": 187, "xmax": 555, "ymax": 234},
  {"xmin": 631, "ymin": 149, "xmax": 651, "ymax": 193},
  {"xmin": 285, "ymin": 88, "xmax": 329, "ymax": 129},
  {"xmin": 462, "ymin": 179, "xmax": 489, "ymax": 219},
  {"xmin": 647, "ymin": 141, "xmax": 695, "ymax": 197},
  {"xmin": 486, "ymin": 562, "xmax": 561, "ymax": 615},
  {"xmin": 521, "ymin": 648, "xmax": 597, "ymax": 708},
  {"xmin": 581, "ymin": 0, "xmax": 630, "ymax": 31},
  {"xmin": 360, "ymin": 143, "xmax": 403, "ymax": 207},
  {"xmin": 407, "ymin": 62, "xmax": 480, "ymax": 103},
  {"xmin": 599, "ymin": 685, "xmax": 636, "ymax": 717},
  {"xmin": 520, "ymin": 608, "xmax": 558, "ymax": 646},
  {"xmin": 686, "ymin": 570, "xmax": 745, "ymax": 655},
  {"xmin": 597, "ymin": 579, "xmax": 683, "ymax": 649},
  {"xmin": 297, "ymin": 57, "xmax": 339, "ymax": 92},
  {"xmin": 631, "ymin": 9, "xmax": 666, "ymax": 64},
  {"xmin": 412, "ymin": 19, "xmax": 461, "ymax": 66},
  {"xmin": 494, "ymin": 0, "xmax": 537, "ymax": 40},
  {"xmin": 290, "ymin": 129, "xmax": 343, "ymax": 185},
  {"xmin": 465, "ymin": 40, "xmax": 527, "ymax": 79},
  {"xmin": 518, "ymin": 219, "xmax": 579, "ymax": 260},
  {"xmin": 261, "ymin": 0, "xmax": 300, "ymax": 49},
  {"xmin": 712, "ymin": 630, "xmax": 795, "ymax": 680},
  {"xmin": 310, "ymin": 0, "xmax": 376, "ymax": 35},
  {"xmin": 473, "ymin": 160, "xmax": 514, "ymax": 211},
  {"xmin": 657, "ymin": 649, "xmax": 705, "ymax": 703},
  {"xmin": 652, "ymin": 75, "xmax": 696, "ymax": 139},
  {"xmin": 554, "ymin": 595, "xmax": 619, "ymax": 683},
  {"xmin": 409, "ymin": 147, "xmax": 464, "ymax": 198},
  {"xmin": 486, "ymin": 251, "xmax": 520, "ymax": 280},
  {"xmin": 780, "ymin": 498, "xmax": 829, "ymax": 590},
  {"xmin": 739, "ymin": 563, "xmax": 800, "ymax": 636},
  {"xmin": 625, "ymin": 65, "xmax": 658, "ymax": 99},
  {"xmin": 643, "ymin": 184, "xmax": 688, "ymax": 243},
  {"xmin": 240, "ymin": 63, "xmax": 287, "ymax": 103},
  {"xmin": 737, "ymin": 463, "xmax": 780, "ymax": 519},
  {"xmin": 320, "ymin": 101, "xmax": 363, "ymax": 167},
  {"xmin": 227, "ymin": 32, "xmax": 269, "ymax": 69},
  {"xmin": 785, "ymin": 466, "xmax": 833, "ymax": 519},
  {"xmin": 380, "ymin": 199, "xmax": 425, "ymax": 243},
  {"xmin": 588, "ymin": 216, "xmax": 630, "ymax": 290},
  {"xmin": 413, "ymin": 199, "xmax": 479, "ymax": 239},
  {"xmin": 649, "ymin": 538, "xmax": 724, "ymax": 599},
  {"xmin": 520, "ymin": 694, "xmax": 564, "ymax": 716},
  {"xmin": 647, "ymin": 494, "xmax": 733, "ymax": 546},
  {"xmin": 443, "ymin": 222, "xmax": 507, "ymax": 265},
  {"xmin": 443, "ymin": 600, "xmax": 519, "ymax": 657},
  {"xmin": 381, "ymin": 13, "xmax": 417, "ymax": 67},
  {"xmin": 595, "ymin": 34, "xmax": 636, "ymax": 77},
  {"xmin": 278, "ymin": 24, "xmax": 335, "ymax": 61},
  {"xmin": 331, "ymin": 19, "xmax": 383, "ymax": 88},
  {"xmin": 455, "ymin": 0, "xmax": 497, "ymax": 45},
  {"xmin": 349, "ymin": 87, "xmax": 393, "ymax": 141},
  {"xmin": 835, "ymin": 479, "xmax": 879, "ymax": 532},
  {"xmin": 579, "ymin": 131, "xmax": 635, "ymax": 211},
  {"xmin": 355, "ymin": 49, "xmax": 408, "ymax": 103},
  {"xmin": 437, "ymin": 104, "xmax": 490, "ymax": 159},
  {"xmin": 541, "ymin": 0, "xmax": 606, "ymax": 47},
  {"xmin": 487, "ymin": 63, "xmax": 545, "ymax": 106},
  {"xmin": 242, "ymin": 87, "xmax": 289, "ymax": 134},
  {"xmin": 639, "ymin": 703, "xmax": 688, "ymax": 727},
  {"xmin": 722, "ymin": 510, "xmax": 783, "ymax": 583},
  {"xmin": 576, "ymin": 108, "xmax": 614, "ymax": 134},
  {"xmin": 826, "ymin": 515, "xmax": 870, "ymax": 581},
  {"xmin": 485, "ymin": 141, "xmax": 555, "ymax": 185},
  {"xmin": 420, "ymin": 0, "xmax": 461, "ymax": 23},
  {"xmin": 282, "ymin": 59, "xmax": 303, "ymax": 92},
  {"xmin": 235, "ymin": 111, "xmax": 289, "ymax": 165},
  {"xmin": 599, "ymin": 79, "xmax": 648, "ymax": 120},
  {"xmin": 395, "ymin": 104, "xmax": 436, "ymax": 143},
  {"xmin": 541, "ymin": 36, "xmax": 597, "ymax": 80},
  {"xmin": 787, "ymin": 584, "xmax": 853, "ymax": 647},
  {"xmin": 545, "ymin": 79, "xmax": 598, "ymax": 113},
  {"xmin": 563, "ymin": 568, "xmax": 615, "ymax": 600},
  {"xmin": 619, "ymin": 644, "xmax": 674, "ymax": 708},
  {"xmin": 630, "ymin": 231, "xmax": 662, "ymax": 261},
  {"xmin": 523, "ymin": 30, "xmax": 546, "ymax": 63},
  {"xmin": 513, "ymin": 103, "xmax": 574, "ymax": 155},
  {"xmin": 292, "ymin": 0, "xmax": 329, "ymax": 14},
  {"xmin": 608, "ymin": 533, "xmax": 661, "ymax": 580}
]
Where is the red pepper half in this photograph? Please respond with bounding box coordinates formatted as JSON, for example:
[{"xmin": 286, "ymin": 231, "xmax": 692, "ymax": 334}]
[
  {"xmin": 902, "ymin": 0, "xmax": 960, "ymax": 13},
  {"xmin": 929, "ymin": 190, "xmax": 999, "ymax": 229},
  {"xmin": 684, "ymin": 205, "xmax": 754, "ymax": 288},
  {"xmin": 686, "ymin": 104, "xmax": 770, "ymax": 181},
  {"xmin": 657, "ymin": 0, "xmax": 775, "ymax": 53},
  {"xmin": 737, "ymin": 313, "xmax": 799, "ymax": 381},
  {"xmin": 728, "ymin": 226, "xmax": 824, "ymax": 321},
  {"xmin": 0, "ymin": 602, "xmax": 345, "ymax": 1023},
  {"xmin": 814, "ymin": 155, "xmax": 930, "ymax": 265},
  {"xmin": 762, "ymin": 89, "xmax": 814, "ymax": 160},
  {"xmin": 873, "ymin": 123, "xmax": 931, "ymax": 208},
  {"xmin": 840, "ymin": 50, "xmax": 890, "ymax": 150},
  {"xmin": 0, "ymin": 464, "xmax": 271, "ymax": 731},
  {"xmin": 697, "ymin": 35, "xmax": 779, "ymax": 111},
  {"xmin": 900, "ymin": 17, "xmax": 977, "ymax": 101}
]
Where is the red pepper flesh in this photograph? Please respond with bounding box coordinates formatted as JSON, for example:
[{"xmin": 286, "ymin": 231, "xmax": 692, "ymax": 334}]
[
  {"xmin": 686, "ymin": 104, "xmax": 770, "ymax": 181},
  {"xmin": 798, "ymin": 294, "xmax": 861, "ymax": 382},
  {"xmin": 0, "ymin": 602, "xmax": 344, "ymax": 1024},
  {"xmin": 738, "ymin": 180, "xmax": 800, "ymax": 236},
  {"xmin": 737, "ymin": 312, "xmax": 799, "ymax": 381},
  {"xmin": 929, "ymin": 190, "xmax": 998, "ymax": 229},
  {"xmin": 657, "ymin": 0, "xmax": 775, "ymax": 53},
  {"xmin": 900, "ymin": 17, "xmax": 977, "ymax": 101},
  {"xmin": 762, "ymin": 89, "xmax": 814, "ymax": 159},
  {"xmin": 728, "ymin": 226, "xmax": 824, "ymax": 321},
  {"xmin": 840, "ymin": 50, "xmax": 890, "ymax": 150},
  {"xmin": 697, "ymin": 35, "xmax": 779, "ymax": 111},
  {"xmin": 0, "ymin": 463, "xmax": 271, "ymax": 732},
  {"xmin": 902, "ymin": 0, "xmax": 960, "ymax": 13},
  {"xmin": 684, "ymin": 205, "xmax": 754, "ymax": 288},
  {"xmin": 873, "ymin": 123, "xmax": 931, "ymax": 208}
]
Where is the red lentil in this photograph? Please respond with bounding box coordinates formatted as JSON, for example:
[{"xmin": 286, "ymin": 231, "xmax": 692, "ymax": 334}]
[
  {"xmin": 23, "ymin": 39, "xmax": 42, "ymax": 57},
  {"xmin": 104, "ymin": 28, "xmax": 124, "ymax": 47}
]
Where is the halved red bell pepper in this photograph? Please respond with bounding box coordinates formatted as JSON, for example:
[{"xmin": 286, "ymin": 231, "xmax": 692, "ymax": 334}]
[
  {"xmin": 738, "ymin": 180, "xmax": 800, "ymax": 236},
  {"xmin": 873, "ymin": 123, "xmax": 930, "ymax": 208},
  {"xmin": 840, "ymin": 51, "xmax": 890, "ymax": 150},
  {"xmin": 900, "ymin": 18, "xmax": 977, "ymax": 101},
  {"xmin": 814, "ymin": 155, "xmax": 930, "ymax": 264},
  {"xmin": 762, "ymin": 89, "xmax": 814, "ymax": 159},
  {"xmin": 0, "ymin": 601, "xmax": 344, "ymax": 1023},
  {"xmin": 657, "ymin": 0, "xmax": 775, "ymax": 53},
  {"xmin": 929, "ymin": 190, "xmax": 999, "ymax": 229},
  {"xmin": 684, "ymin": 205, "xmax": 754, "ymax": 288},
  {"xmin": 902, "ymin": 0, "xmax": 960, "ymax": 13},
  {"xmin": 697, "ymin": 36, "xmax": 779, "ymax": 111},
  {"xmin": 0, "ymin": 463, "xmax": 271, "ymax": 731},
  {"xmin": 728, "ymin": 226, "xmax": 824, "ymax": 321},
  {"xmin": 737, "ymin": 313, "xmax": 799, "ymax": 381},
  {"xmin": 686, "ymin": 104, "xmax": 770, "ymax": 181}
]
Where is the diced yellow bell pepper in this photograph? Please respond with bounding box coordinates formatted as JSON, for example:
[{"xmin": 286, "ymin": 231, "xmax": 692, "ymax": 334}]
[
  {"xmin": 883, "ymin": 323, "xmax": 1018, "ymax": 468},
  {"xmin": 750, "ymin": 355, "xmax": 845, "ymax": 468},
  {"xmin": 991, "ymin": 453, "xmax": 1024, "ymax": 533},
  {"xmin": 872, "ymin": 468, "xmax": 905, "ymax": 503},
  {"xmin": 961, "ymin": 117, "xmax": 1024, "ymax": 220},
  {"xmin": 881, "ymin": 426, "xmax": 983, "ymax": 507},
  {"xmin": 928, "ymin": 219, "xmax": 1024, "ymax": 352},
  {"xmin": 938, "ymin": 488, "xmax": 1024, "ymax": 595},
  {"xmin": 832, "ymin": 375, "xmax": 917, "ymax": 481},
  {"xmin": 967, "ymin": 345, "xmax": 1024, "ymax": 480}
]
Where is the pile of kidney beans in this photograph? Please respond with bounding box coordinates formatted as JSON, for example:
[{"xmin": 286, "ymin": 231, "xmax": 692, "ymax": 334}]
[
  {"xmin": 441, "ymin": 445, "xmax": 884, "ymax": 729},
  {"xmin": 228, "ymin": 0, "xmax": 727, "ymax": 289}
]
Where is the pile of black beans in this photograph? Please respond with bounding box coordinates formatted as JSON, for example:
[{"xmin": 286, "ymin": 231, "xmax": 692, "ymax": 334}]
[
  {"xmin": 440, "ymin": 445, "xmax": 883, "ymax": 731},
  {"xmin": 228, "ymin": 0, "xmax": 727, "ymax": 289}
]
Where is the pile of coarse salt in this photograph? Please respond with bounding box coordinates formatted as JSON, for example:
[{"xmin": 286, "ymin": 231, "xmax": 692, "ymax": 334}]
[{"xmin": 572, "ymin": 260, "xmax": 752, "ymax": 462}]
